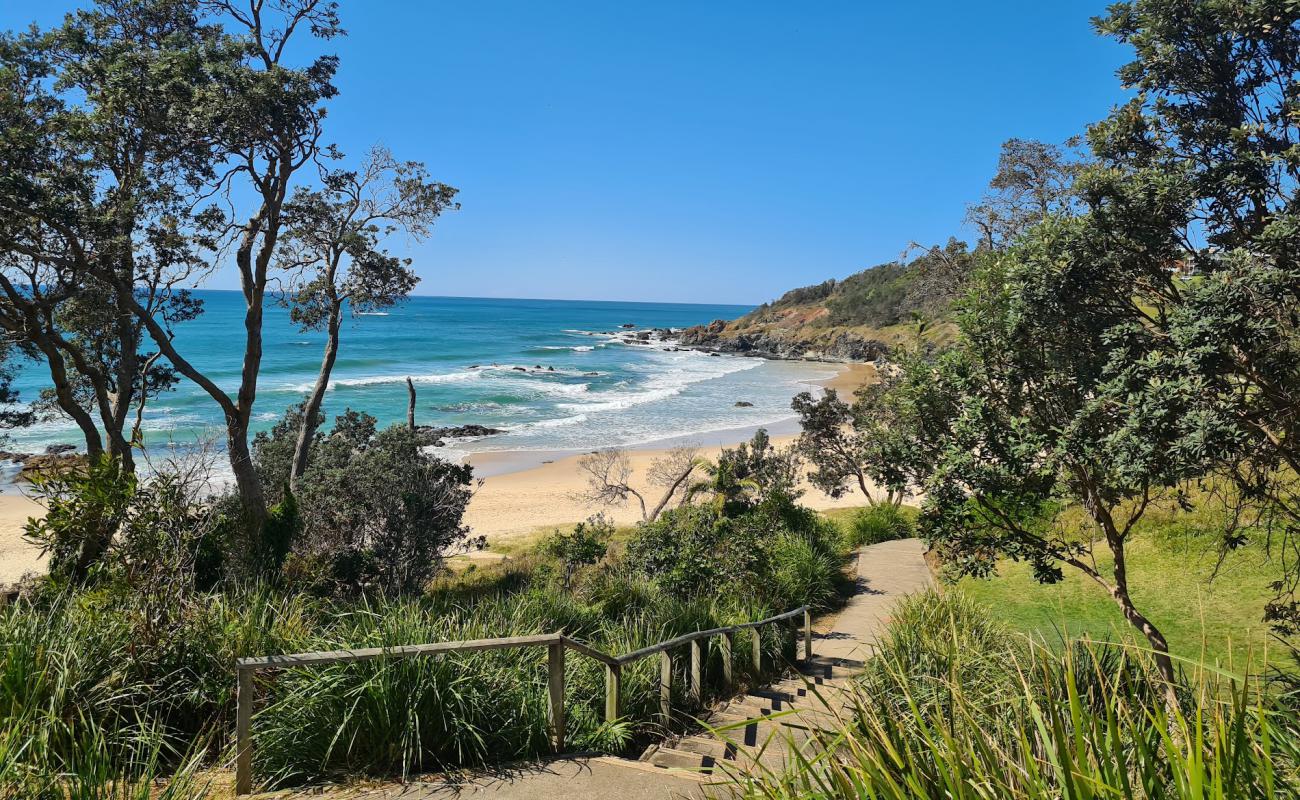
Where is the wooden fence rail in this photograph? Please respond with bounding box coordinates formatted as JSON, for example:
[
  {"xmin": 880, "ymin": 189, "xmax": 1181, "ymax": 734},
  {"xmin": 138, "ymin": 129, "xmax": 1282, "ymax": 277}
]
[{"xmin": 233, "ymin": 605, "xmax": 811, "ymax": 795}]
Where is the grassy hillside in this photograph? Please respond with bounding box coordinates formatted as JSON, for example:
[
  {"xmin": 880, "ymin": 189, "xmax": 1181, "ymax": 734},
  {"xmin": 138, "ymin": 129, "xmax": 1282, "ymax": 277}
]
[{"xmin": 681, "ymin": 244, "xmax": 966, "ymax": 360}]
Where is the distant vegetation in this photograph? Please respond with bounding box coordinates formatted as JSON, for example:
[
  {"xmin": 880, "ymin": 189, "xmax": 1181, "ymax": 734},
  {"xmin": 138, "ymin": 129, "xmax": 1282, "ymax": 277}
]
[{"xmin": 739, "ymin": 240, "xmax": 972, "ymax": 333}]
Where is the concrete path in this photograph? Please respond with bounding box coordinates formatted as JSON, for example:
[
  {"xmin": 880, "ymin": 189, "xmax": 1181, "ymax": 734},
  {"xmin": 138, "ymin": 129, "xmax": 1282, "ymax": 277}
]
[
  {"xmin": 268, "ymin": 538, "xmax": 931, "ymax": 799},
  {"xmin": 815, "ymin": 538, "xmax": 933, "ymax": 663}
]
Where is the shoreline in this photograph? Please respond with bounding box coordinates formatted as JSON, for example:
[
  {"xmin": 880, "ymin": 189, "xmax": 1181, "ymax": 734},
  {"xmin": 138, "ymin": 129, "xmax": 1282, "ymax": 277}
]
[
  {"xmin": 464, "ymin": 361, "xmax": 874, "ymax": 479},
  {"xmin": 0, "ymin": 361, "xmax": 878, "ymax": 581},
  {"xmin": 461, "ymin": 361, "xmax": 877, "ymax": 546}
]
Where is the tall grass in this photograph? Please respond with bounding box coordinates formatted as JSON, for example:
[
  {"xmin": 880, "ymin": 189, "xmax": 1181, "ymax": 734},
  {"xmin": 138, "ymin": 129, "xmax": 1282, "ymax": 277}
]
[
  {"xmin": 732, "ymin": 591, "xmax": 1300, "ymax": 799},
  {"xmin": 0, "ymin": 571, "xmax": 802, "ymax": 793},
  {"xmin": 843, "ymin": 504, "xmax": 914, "ymax": 548}
]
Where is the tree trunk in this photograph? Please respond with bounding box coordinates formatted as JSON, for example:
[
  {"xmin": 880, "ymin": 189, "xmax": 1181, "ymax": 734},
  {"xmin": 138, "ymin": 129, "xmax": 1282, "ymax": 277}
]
[
  {"xmin": 227, "ymin": 417, "xmax": 267, "ymax": 536},
  {"xmin": 290, "ymin": 302, "xmax": 343, "ymax": 492},
  {"xmin": 1073, "ymin": 527, "xmax": 1181, "ymax": 713},
  {"xmin": 405, "ymin": 377, "xmax": 416, "ymax": 431}
]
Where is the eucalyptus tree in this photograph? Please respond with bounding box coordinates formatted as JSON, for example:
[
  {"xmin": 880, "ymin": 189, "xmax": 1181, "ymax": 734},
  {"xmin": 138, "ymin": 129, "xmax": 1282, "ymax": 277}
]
[
  {"xmin": 792, "ymin": 387, "xmax": 903, "ymax": 507},
  {"xmin": 1080, "ymin": 0, "xmax": 1300, "ymax": 632},
  {"xmin": 836, "ymin": 0, "xmax": 1300, "ymax": 696},
  {"xmin": 850, "ymin": 220, "xmax": 1208, "ymax": 709},
  {"xmin": 278, "ymin": 145, "xmax": 457, "ymax": 492},
  {"xmin": 107, "ymin": 0, "xmax": 345, "ymax": 547}
]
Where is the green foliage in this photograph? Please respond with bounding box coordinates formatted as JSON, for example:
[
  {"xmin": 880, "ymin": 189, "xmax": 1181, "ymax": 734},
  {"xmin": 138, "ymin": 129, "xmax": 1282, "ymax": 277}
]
[
  {"xmin": 706, "ymin": 428, "xmax": 802, "ymax": 508},
  {"xmin": 738, "ymin": 591, "xmax": 1300, "ymax": 799},
  {"xmin": 23, "ymin": 456, "xmax": 136, "ymax": 583},
  {"xmin": 259, "ymin": 408, "xmax": 478, "ymax": 596},
  {"xmin": 624, "ymin": 492, "xmax": 845, "ymax": 610},
  {"xmin": 825, "ymin": 262, "xmax": 913, "ymax": 327},
  {"xmin": 846, "ymin": 503, "xmax": 915, "ymax": 547},
  {"xmin": 23, "ymin": 455, "xmax": 224, "ymax": 593},
  {"xmin": 0, "ymin": 564, "xmax": 804, "ymax": 792},
  {"xmin": 541, "ymin": 515, "xmax": 612, "ymax": 590}
]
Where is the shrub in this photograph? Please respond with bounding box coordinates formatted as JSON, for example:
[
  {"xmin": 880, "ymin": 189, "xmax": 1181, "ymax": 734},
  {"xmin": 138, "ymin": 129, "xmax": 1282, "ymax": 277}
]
[
  {"xmin": 846, "ymin": 503, "xmax": 914, "ymax": 547},
  {"xmin": 263, "ymin": 409, "xmax": 479, "ymax": 595},
  {"xmin": 768, "ymin": 532, "xmax": 839, "ymax": 611},
  {"xmin": 540, "ymin": 514, "xmax": 612, "ymax": 590},
  {"xmin": 624, "ymin": 492, "xmax": 846, "ymax": 610}
]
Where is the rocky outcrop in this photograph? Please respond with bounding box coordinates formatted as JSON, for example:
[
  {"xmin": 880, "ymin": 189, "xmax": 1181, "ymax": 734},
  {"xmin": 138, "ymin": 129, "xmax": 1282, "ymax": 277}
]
[
  {"xmin": 414, "ymin": 424, "xmax": 505, "ymax": 448},
  {"xmin": 0, "ymin": 449, "xmax": 86, "ymax": 481},
  {"xmin": 678, "ymin": 319, "xmax": 889, "ymax": 362}
]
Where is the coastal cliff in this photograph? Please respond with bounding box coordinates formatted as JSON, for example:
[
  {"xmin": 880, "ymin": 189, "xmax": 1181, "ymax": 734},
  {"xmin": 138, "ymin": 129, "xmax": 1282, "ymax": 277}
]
[
  {"xmin": 678, "ymin": 318, "xmax": 891, "ymax": 362},
  {"xmin": 679, "ymin": 250, "xmax": 961, "ymax": 362}
]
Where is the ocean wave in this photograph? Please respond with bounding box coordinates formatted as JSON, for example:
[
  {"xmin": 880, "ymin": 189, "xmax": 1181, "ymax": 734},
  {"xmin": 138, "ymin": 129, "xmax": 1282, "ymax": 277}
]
[
  {"xmin": 558, "ymin": 355, "xmax": 761, "ymax": 413},
  {"xmin": 528, "ymin": 344, "xmax": 596, "ymax": 353},
  {"xmin": 280, "ymin": 370, "xmax": 482, "ymax": 393},
  {"xmin": 504, "ymin": 413, "xmax": 589, "ymax": 431}
]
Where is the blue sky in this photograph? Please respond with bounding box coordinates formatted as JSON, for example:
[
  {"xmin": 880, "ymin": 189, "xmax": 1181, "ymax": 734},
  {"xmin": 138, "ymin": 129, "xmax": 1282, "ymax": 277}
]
[{"xmin": 3, "ymin": 1, "xmax": 1129, "ymax": 305}]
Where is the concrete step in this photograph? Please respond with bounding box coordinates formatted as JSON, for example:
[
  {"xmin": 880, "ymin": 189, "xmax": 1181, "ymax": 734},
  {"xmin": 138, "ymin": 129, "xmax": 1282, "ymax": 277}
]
[
  {"xmin": 796, "ymin": 658, "xmax": 861, "ymax": 683},
  {"xmin": 756, "ymin": 678, "xmax": 855, "ymax": 710},
  {"xmin": 670, "ymin": 734, "xmax": 809, "ymax": 774},
  {"xmin": 734, "ymin": 699, "xmax": 852, "ymax": 729}
]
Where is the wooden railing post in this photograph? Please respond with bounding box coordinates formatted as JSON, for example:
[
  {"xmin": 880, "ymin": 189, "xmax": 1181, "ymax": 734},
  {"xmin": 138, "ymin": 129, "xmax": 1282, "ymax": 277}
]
[
  {"xmin": 235, "ymin": 667, "xmax": 253, "ymax": 795},
  {"xmin": 720, "ymin": 631, "xmax": 733, "ymax": 686},
  {"xmin": 604, "ymin": 663, "xmax": 621, "ymax": 723},
  {"xmin": 689, "ymin": 639, "xmax": 702, "ymax": 703},
  {"xmin": 548, "ymin": 642, "xmax": 565, "ymax": 751},
  {"xmin": 752, "ymin": 627, "xmax": 763, "ymax": 673},
  {"xmin": 803, "ymin": 608, "xmax": 813, "ymax": 661},
  {"xmin": 659, "ymin": 651, "xmax": 672, "ymax": 725}
]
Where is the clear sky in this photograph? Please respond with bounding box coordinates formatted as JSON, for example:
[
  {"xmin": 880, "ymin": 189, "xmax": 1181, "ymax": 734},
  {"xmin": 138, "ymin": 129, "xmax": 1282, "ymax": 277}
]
[{"xmin": 2, "ymin": 1, "xmax": 1129, "ymax": 305}]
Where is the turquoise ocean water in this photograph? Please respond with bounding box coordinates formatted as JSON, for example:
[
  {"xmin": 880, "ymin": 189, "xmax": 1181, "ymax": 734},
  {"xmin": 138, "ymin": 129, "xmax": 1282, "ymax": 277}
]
[{"xmin": 6, "ymin": 292, "xmax": 836, "ymax": 477}]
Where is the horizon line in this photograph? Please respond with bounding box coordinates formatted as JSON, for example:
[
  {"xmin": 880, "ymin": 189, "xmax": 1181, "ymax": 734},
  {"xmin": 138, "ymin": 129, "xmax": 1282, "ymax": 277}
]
[{"xmin": 181, "ymin": 287, "xmax": 760, "ymax": 309}]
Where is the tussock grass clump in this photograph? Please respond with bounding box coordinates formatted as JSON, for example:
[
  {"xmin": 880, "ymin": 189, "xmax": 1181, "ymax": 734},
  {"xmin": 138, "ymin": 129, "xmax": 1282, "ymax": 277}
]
[
  {"xmin": 735, "ymin": 590, "xmax": 1300, "ymax": 799},
  {"xmin": 844, "ymin": 504, "xmax": 915, "ymax": 548}
]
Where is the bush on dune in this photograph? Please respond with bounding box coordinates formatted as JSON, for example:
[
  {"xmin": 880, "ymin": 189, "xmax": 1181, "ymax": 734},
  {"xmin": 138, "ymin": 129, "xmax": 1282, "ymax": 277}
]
[{"xmin": 624, "ymin": 491, "xmax": 848, "ymax": 611}]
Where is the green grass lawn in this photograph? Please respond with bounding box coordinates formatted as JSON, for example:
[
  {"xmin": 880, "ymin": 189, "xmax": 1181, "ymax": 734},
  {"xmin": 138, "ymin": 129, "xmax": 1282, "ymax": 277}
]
[{"xmin": 957, "ymin": 509, "xmax": 1289, "ymax": 675}]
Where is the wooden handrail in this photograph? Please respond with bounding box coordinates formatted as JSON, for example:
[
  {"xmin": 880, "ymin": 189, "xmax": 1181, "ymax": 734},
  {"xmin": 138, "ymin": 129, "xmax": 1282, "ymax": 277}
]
[
  {"xmin": 612, "ymin": 606, "xmax": 808, "ymax": 665},
  {"xmin": 236, "ymin": 633, "xmax": 563, "ymax": 669},
  {"xmin": 233, "ymin": 605, "xmax": 812, "ymax": 795}
]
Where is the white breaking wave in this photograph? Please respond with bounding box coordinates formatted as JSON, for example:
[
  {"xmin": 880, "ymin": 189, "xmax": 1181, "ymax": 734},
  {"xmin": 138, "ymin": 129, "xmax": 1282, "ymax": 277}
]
[
  {"xmin": 504, "ymin": 413, "xmax": 589, "ymax": 431},
  {"xmin": 280, "ymin": 370, "xmax": 482, "ymax": 393},
  {"xmin": 558, "ymin": 353, "xmax": 761, "ymax": 413}
]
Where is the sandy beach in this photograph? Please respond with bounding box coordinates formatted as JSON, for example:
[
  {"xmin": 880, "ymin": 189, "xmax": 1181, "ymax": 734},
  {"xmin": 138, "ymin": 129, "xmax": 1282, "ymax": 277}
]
[
  {"xmin": 0, "ymin": 493, "xmax": 47, "ymax": 585},
  {"xmin": 462, "ymin": 361, "xmax": 878, "ymax": 546},
  {"xmin": 0, "ymin": 361, "xmax": 878, "ymax": 580}
]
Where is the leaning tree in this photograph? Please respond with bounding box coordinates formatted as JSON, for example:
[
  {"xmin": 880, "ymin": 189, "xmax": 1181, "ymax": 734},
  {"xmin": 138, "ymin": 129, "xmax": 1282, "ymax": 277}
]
[{"xmin": 277, "ymin": 145, "xmax": 457, "ymax": 493}]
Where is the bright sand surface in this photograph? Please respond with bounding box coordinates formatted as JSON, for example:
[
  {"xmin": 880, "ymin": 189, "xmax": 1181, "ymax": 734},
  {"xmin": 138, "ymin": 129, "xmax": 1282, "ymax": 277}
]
[
  {"xmin": 0, "ymin": 493, "xmax": 46, "ymax": 585},
  {"xmin": 0, "ymin": 361, "xmax": 879, "ymax": 580},
  {"xmin": 462, "ymin": 361, "xmax": 879, "ymax": 548}
]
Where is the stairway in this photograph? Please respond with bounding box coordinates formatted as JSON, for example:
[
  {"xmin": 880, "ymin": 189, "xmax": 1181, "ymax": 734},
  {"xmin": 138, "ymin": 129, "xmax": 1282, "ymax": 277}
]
[
  {"xmin": 639, "ymin": 538, "xmax": 932, "ymax": 781},
  {"xmin": 270, "ymin": 539, "xmax": 931, "ymax": 799},
  {"xmin": 638, "ymin": 654, "xmax": 862, "ymax": 778}
]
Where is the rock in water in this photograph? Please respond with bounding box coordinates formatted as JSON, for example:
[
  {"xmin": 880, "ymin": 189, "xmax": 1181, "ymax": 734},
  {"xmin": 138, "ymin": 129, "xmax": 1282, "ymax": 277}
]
[{"xmin": 414, "ymin": 424, "xmax": 506, "ymax": 447}]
